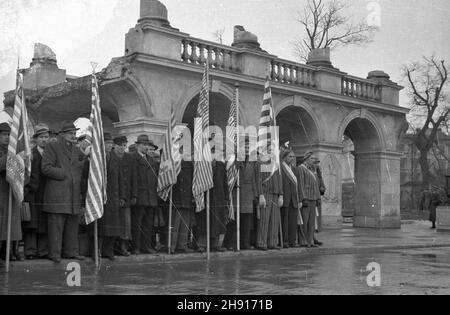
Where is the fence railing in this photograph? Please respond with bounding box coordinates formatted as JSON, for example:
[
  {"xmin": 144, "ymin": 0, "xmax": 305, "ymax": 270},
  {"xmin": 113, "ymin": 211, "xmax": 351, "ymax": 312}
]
[
  {"xmin": 181, "ymin": 38, "xmax": 241, "ymax": 72},
  {"xmin": 342, "ymin": 75, "xmax": 381, "ymax": 102},
  {"xmin": 269, "ymin": 59, "xmax": 316, "ymax": 88},
  {"xmin": 179, "ymin": 37, "xmax": 383, "ymax": 103}
]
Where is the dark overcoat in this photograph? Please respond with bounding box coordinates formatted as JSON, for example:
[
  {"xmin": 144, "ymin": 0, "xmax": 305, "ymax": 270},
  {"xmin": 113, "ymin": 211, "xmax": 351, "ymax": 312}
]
[
  {"xmin": 210, "ymin": 160, "xmax": 229, "ymax": 235},
  {"xmin": 232, "ymin": 161, "xmax": 261, "ymax": 214},
  {"xmin": 172, "ymin": 161, "xmax": 194, "ymax": 209},
  {"xmin": 98, "ymin": 151, "xmax": 124, "ymax": 236},
  {"xmin": 0, "ymin": 144, "xmax": 22, "ymax": 241},
  {"xmin": 120, "ymin": 152, "xmax": 137, "ymax": 207},
  {"xmin": 23, "ymin": 146, "xmax": 48, "ymax": 233},
  {"xmin": 132, "ymin": 152, "xmax": 159, "ymax": 207},
  {"xmin": 41, "ymin": 139, "xmax": 87, "ymax": 215}
]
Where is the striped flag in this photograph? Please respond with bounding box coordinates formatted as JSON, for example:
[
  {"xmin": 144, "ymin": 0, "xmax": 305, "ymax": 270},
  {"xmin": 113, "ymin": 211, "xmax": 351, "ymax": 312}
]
[
  {"xmin": 157, "ymin": 107, "xmax": 181, "ymax": 201},
  {"xmin": 226, "ymin": 87, "xmax": 238, "ymax": 220},
  {"xmin": 258, "ymin": 77, "xmax": 280, "ymax": 181},
  {"xmin": 6, "ymin": 71, "xmax": 32, "ymax": 203},
  {"xmin": 193, "ymin": 62, "xmax": 213, "ymax": 212},
  {"xmin": 85, "ymin": 72, "xmax": 107, "ymax": 224}
]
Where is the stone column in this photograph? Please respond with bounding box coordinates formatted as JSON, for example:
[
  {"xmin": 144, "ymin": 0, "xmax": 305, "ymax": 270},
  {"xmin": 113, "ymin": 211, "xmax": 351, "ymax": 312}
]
[{"xmin": 353, "ymin": 151, "xmax": 402, "ymax": 228}]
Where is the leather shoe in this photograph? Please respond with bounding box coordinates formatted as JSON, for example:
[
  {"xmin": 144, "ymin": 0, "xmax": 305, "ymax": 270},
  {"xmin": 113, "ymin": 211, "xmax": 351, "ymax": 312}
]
[
  {"xmin": 63, "ymin": 255, "xmax": 85, "ymax": 261},
  {"xmin": 314, "ymin": 240, "xmax": 323, "ymax": 246},
  {"xmin": 49, "ymin": 257, "xmax": 61, "ymax": 264}
]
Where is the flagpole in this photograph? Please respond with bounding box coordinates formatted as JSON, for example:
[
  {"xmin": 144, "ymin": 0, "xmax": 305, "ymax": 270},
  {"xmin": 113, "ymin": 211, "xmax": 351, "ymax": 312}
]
[
  {"xmin": 94, "ymin": 221, "xmax": 99, "ymax": 268},
  {"xmin": 168, "ymin": 187, "xmax": 173, "ymax": 254},
  {"xmin": 235, "ymin": 84, "xmax": 240, "ymax": 252},
  {"xmin": 269, "ymin": 79, "xmax": 284, "ymax": 249},
  {"xmin": 90, "ymin": 61, "xmax": 100, "ymax": 270},
  {"xmin": 5, "ymin": 188, "xmax": 13, "ymax": 273},
  {"xmin": 206, "ymin": 191, "xmax": 211, "ymax": 261}
]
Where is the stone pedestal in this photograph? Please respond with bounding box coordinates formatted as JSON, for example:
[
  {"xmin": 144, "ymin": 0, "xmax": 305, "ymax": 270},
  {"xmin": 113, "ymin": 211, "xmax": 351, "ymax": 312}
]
[
  {"xmin": 353, "ymin": 152, "xmax": 401, "ymax": 228},
  {"xmin": 437, "ymin": 206, "xmax": 450, "ymax": 232},
  {"xmin": 367, "ymin": 70, "xmax": 403, "ymax": 106}
]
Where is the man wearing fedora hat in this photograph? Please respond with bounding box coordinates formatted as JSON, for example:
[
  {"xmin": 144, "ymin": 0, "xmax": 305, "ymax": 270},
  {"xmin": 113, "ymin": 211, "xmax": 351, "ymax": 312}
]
[
  {"xmin": 112, "ymin": 136, "xmax": 136, "ymax": 256},
  {"xmin": 22, "ymin": 124, "xmax": 51, "ymax": 260},
  {"xmin": 0, "ymin": 122, "xmax": 23, "ymax": 261},
  {"xmin": 41, "ymin": 121, "xmax": 87, "ymax": 263},
  {"xmin": 130, "ymin": 135, "xmax": 159, "ymax": 255}
]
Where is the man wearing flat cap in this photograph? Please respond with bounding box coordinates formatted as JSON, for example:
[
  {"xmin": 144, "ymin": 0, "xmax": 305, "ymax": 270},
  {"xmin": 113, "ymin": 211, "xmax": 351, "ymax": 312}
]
[
  {"xmin": 0, "ymin": 122, "xmax": 23, "ymax": 261},
  {"xmin": 22, "ymin": 124, "xmax": 51, "ymax": 260},
  {"xmin": 130, "ymin": 135, "xmax": 159, "ymax": 255},
  {"xmin": 41, "ymin": 121, "xmax": 87, "ymax": 263}
]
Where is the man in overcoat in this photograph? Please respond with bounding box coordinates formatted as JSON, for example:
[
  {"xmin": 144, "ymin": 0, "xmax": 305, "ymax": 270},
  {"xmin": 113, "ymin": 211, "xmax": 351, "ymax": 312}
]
[
  {"xmin": 130, "ymin": 135, "xmax": 159, "ymax": 255},
  {"xmin": 41, "ymin": 121, "xmax": 87, "ymax": 263},
  {"xmin": 0, "ymin": 123, "xmax": 22, "ymax": 261},
  {"xmin": 171, "ymin": 160, "xmax": 195, "ymax": 253},
  {"xmin": 97, "ymin": 133, "xmax": 124, "ymax": 260},
  {"xmin": 113, "ymin": 136, "xmax": 136, "ymax": 256},
  {"xmin": 23, "ymin": 124, "xmax": 50, "ymax": 260}
]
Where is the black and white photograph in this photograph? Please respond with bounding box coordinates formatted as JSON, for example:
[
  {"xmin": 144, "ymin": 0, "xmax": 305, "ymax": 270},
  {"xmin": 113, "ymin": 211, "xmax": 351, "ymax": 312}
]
[{"xmin": 0, "ymin": 0, "xmax": 450, "ymax": 298}]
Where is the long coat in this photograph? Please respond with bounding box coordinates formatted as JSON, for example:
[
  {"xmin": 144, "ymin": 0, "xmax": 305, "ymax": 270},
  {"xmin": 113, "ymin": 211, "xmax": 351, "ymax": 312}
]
[
  {"xmin": 120, "ymin": 152, "xmax": 137, "ymax": 208},
  {"xmin": 41, "ymin": 139, "xmax": 87, "ymax": 215},
  {"xmin": 23, "ymin": 147, "xmax": 48, "ymax": 234},
  {"xmin": 0, "ymin": 144, "xmax": 22, "ymax": 241},
  {"xmin": 98, "ymin": 151, "xmax": 124, "ymax": 236},
  {"xmin": 233, "ymin": 161, "xmax": 261, "ymax": 214},
  {"xmin": 132, "ymin": 152, "xmax": 159, "ymax": 207},
  {"xmin": 172, "ymin": 161, "xmax": 194, "ymax": 209},
  {"xmin": 281, "ymin": 163, "xmax": 304, "ymax": 209},
  {"xmin": 429, "ymin": 191, "xmax": 442, "ymax": 222},
  {"xmin": 210, "ymin": 160, "xmax": 229, "ymax": 235}
]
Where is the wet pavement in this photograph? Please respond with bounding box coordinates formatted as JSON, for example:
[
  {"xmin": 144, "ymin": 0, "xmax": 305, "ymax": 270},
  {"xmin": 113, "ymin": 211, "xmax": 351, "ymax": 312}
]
[
  {"xmin": 1, "ymin": 247, "xmax": 450, "ymax": 295},
  {"xmin": 1, "ymin": 221, "xmax": 449, "ymax": 295}
]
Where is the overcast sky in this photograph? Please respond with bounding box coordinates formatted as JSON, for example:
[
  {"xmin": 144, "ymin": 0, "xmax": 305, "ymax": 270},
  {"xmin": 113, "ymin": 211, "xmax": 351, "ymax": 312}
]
[{"xmin": 1, "ymin": 0, "xmax": 449, "ymax": 110}]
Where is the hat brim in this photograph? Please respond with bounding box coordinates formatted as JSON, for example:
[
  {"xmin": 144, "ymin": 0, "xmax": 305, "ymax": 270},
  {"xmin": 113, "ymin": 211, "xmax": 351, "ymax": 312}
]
[
  {"xmin": 135, "ymin": 141, "xmax": 158, "ymax": 148},
  {"xmin": 33, "ymin": 130, "xmax": 50, "ymax": 138},
  {"xmin": 60, "ymin": 128, "xmax": 80, "ymax": 133}
]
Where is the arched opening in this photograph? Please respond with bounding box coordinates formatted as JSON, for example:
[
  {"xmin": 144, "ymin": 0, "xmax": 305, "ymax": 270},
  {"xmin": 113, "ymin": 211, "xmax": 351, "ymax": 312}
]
[
  {"xmin": 276, "ymin": 105, "xmax": 319, "ymax": 151},
  {"xmin": 340, "ymin": 117, "xmax": 384, "ymax": 227},
  {"xmin": 182, "ymin": 92, "xmax": 231, "ymax": 135}
]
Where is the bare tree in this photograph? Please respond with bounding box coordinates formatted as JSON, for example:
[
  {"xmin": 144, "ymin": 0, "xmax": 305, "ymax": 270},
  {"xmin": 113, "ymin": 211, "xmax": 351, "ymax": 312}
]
[
  {"xmin": 403, "ymin": 56, "xmax": 450, "ymax": 189},
  {"xmin": 293, "ymin": 0, "xmax": 376, "ymax": 61},
  {"xmin": 212, "ymin": 28, "xmax": 225, "ymax": 45}
]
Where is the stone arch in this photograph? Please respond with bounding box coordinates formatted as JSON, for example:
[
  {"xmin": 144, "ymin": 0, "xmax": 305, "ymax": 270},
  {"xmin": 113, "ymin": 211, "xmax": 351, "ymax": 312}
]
[
  {"xmin": 101, "ymin": 74, "xmax": 151, "ymax": 121},
  {"xmin": 337, "ymin": 109, "xmax": 387, "ymax": 152},
  {"xmin": 176, "ymin": 81, "xmax": 247, "ymax": 126},
  {"xmin": 274, "ymin": 95, "xmax": 321, "ymax": 148}
]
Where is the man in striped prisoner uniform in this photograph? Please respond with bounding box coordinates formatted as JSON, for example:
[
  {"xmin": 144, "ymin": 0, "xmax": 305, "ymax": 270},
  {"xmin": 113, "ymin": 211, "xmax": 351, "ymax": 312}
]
[
  {"xmin": 297, "ymin": 152, "xmax": 321, "ymax": 248},
  {"xmin": 257, "ymin": 167, "xmax": 283, "ymax": 251}
]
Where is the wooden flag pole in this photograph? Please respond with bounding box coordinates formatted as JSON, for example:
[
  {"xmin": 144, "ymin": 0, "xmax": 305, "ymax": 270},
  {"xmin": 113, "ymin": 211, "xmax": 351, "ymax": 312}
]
[
  {"xmin": 94, "ymin": 221, "xmax": 99, "ymax": 268},
  {"xmin": 168, "ymin": 188, "xmax": 173, "ymax": 255},
  {"xmin": 206, "ymin": 190, "xmax": 211, "ymax": 261},
  {"xmin": 5, "ymin": 188, "xmax": 13, "ymax": 273},
  {"xmin": 236, "ymin": 84, "xmax": 241, "ymax": 252}
]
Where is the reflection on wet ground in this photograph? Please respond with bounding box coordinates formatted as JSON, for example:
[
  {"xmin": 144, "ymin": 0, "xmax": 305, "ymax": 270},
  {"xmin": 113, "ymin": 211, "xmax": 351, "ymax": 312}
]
[{"xmin": 1, "ymin": 247, "xmax": 450, "ymax": 295}]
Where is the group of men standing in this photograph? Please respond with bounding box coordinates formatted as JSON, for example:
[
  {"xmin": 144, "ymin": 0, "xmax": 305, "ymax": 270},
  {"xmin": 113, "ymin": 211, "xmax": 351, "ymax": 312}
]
[{"xmin": 1, "ymin": 118, "xmax": 327, "ymax": 264}]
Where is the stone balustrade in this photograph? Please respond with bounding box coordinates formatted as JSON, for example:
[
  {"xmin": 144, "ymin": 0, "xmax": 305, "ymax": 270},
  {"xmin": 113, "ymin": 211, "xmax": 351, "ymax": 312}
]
[
  {"xmin": 179, "ymin": 37, "xmax": 389, "ymax": 104},
  {"xmin": 270, "ymin": 59, "xmax": 316, "ymax": 88},
  {"xmin": 181, "ymin": 38, "xmax": 240, "ymax": 72},
  {"xmin": 342, "ymin": 75, "xmax": 381, "ymax": 102}
]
